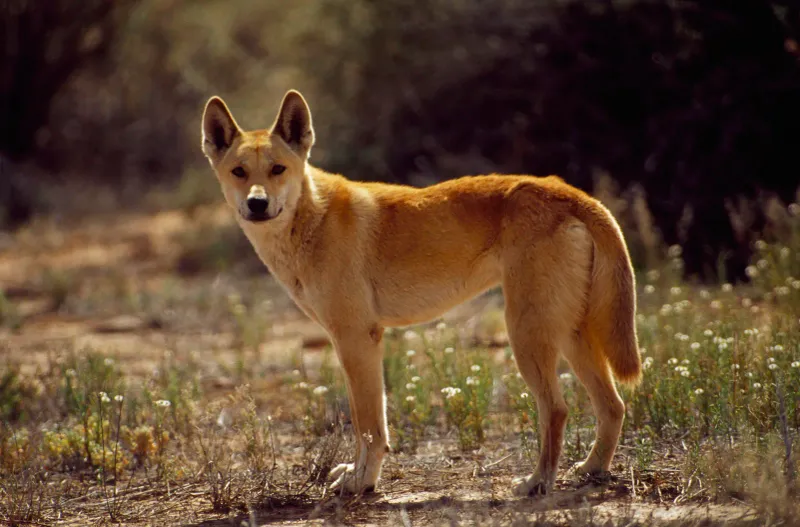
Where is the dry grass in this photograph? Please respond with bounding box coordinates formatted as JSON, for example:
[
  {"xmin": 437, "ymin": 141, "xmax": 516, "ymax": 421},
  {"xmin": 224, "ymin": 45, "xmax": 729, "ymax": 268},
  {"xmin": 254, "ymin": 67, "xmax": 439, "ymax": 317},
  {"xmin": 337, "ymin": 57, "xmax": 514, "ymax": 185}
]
[{"xmin": 0, "ymin": 189, "xmax": 799, "ymax": 526}]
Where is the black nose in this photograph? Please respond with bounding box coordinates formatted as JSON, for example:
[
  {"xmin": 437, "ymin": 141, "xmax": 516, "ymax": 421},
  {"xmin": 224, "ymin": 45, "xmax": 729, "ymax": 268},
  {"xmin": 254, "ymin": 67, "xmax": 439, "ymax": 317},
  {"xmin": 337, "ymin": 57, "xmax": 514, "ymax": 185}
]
[{"xmin": 246, "ymin": 196, "xmax": 268, "ymax": 215}]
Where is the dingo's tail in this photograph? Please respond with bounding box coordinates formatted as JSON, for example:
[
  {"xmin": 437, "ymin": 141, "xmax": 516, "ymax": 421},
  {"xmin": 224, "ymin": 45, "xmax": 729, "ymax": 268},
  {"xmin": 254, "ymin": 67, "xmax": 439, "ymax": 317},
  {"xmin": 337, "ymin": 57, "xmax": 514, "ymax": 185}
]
[{"xmin": 576, "ymin": 201, "xmax": 642, "ymax": 385}]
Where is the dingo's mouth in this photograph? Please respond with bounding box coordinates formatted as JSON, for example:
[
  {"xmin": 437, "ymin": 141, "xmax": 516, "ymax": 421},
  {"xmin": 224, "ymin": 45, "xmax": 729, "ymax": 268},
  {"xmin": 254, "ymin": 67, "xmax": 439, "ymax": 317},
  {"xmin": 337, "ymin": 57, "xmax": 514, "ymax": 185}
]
[{"xmin": 241, "ymin": 207, "xmax": 282, "ymax": 223}]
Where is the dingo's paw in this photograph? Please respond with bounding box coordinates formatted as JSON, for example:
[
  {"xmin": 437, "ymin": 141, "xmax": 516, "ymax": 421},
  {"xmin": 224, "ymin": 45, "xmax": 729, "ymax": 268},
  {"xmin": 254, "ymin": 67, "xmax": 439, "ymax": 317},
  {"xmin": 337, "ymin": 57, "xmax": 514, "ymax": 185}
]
[
  {"xmin": 569, "ymin": 462, "xmax": 613, "ymax": 486},
  {"xmin": 569, "ymin": 458, "xmax": 612, "ymax": 479},
  {"xmin": 512, "ymin": 474, "xmax": 550, "ymax": 497},
  {"xmin": 570, "ymin": 458, "xmax": 603, "ymax": 477},
  {"xmin": 328, "ymin": 463, "xmax": 375, "ymax": 495}
]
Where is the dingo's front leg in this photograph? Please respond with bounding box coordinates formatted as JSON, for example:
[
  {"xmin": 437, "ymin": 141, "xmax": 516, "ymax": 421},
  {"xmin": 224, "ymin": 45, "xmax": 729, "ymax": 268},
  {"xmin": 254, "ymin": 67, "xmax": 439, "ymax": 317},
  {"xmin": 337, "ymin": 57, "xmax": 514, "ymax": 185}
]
[{"xmin": 328, "ymin": 328, "xmax": 389, "ymax": 494}]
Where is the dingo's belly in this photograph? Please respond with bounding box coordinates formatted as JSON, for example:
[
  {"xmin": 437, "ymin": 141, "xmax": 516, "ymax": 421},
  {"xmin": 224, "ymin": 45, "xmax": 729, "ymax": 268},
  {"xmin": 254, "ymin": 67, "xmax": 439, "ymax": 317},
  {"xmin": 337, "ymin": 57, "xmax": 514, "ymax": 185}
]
[{"xmin": 371, "ymin": 252, "xmax": 501, "ymax": 327}]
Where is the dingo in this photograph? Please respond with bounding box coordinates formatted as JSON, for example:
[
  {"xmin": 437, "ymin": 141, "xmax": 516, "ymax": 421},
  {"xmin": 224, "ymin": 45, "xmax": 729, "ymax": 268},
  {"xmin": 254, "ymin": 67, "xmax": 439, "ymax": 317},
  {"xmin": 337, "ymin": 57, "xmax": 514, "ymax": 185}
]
[{"xmin": 201, "ymin": 90, "xmax": 641, "ymax": 496}]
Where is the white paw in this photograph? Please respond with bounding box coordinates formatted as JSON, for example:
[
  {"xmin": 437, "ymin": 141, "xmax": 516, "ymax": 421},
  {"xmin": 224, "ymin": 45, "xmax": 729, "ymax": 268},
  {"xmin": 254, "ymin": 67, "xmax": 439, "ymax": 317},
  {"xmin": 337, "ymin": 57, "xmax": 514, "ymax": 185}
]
[
  {"xmin": 328, "ymin": 463, "xmax": 375, "ymax": 494},
  {"xmin": 512, "ymin": 474, "xmax": 549, "ymax": 497},
  {"xmin": 570, "ymin": 457, "xmax": 608, "ymax": 477},
  {"xmin": 569, "ymin": 461, "xmax": 612, "ymax": 485},
  {"xmin": 571, "ymin": 460, "xmax": 597, "ymax": 476}
]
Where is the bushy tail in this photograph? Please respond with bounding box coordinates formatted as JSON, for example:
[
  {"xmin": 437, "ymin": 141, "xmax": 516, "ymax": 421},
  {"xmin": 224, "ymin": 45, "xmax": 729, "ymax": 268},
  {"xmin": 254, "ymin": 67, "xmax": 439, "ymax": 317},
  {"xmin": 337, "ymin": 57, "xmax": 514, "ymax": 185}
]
[{"xmin": 576, "ymin": 201, "xmax": 642, "ymax": 385}]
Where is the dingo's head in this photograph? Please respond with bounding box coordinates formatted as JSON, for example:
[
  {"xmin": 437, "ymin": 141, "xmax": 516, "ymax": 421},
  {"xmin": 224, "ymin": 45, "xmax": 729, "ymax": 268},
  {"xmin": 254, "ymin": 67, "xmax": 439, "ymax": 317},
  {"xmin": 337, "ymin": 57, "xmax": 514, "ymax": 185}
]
[{"xmin": 201, "ymin": 90, "xmax": 314, "ymax": 225}]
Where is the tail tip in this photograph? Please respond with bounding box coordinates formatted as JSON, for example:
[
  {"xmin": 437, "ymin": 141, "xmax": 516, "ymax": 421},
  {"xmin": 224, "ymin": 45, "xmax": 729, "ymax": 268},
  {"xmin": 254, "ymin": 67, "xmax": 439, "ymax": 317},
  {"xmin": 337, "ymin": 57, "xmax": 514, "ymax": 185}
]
[{"xmin": 610, "ymin": 345, "xmax": 643, "ymax": 386}]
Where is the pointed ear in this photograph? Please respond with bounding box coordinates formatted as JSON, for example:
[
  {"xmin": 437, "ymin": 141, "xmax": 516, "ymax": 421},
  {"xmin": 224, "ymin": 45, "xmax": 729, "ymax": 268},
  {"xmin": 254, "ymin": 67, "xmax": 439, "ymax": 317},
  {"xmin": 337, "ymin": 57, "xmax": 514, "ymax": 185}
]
[
  {"xmin": 202, "ymin": 97, "xmax": 241, "ymax": 162},
  {"xmin": 270, "ymin": 90, "xmax": 314, "ymax": 158}
]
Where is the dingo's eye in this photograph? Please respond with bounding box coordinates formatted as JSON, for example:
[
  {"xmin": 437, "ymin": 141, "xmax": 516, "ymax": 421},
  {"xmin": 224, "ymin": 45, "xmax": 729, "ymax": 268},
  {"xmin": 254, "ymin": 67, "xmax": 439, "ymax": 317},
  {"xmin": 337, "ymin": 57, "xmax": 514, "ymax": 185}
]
[
  {"xmin": 271, "ymin": 164, "xmax": 286, "ymax": 175},
  {"xmin": 231, "ymin": 167, "xmax": 246, "ymax": 179}
]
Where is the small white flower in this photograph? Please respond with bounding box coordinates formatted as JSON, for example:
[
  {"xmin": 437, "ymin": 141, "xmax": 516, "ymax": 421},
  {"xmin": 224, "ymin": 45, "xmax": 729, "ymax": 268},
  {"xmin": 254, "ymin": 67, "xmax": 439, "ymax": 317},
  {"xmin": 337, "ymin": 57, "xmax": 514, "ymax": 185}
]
[
  {"xmin": 406, "ymin": 349, "xmax": 416, "ymax": 357},
  {"xmin": 782, "ymin": 247, "xmax": 793, "ymax": 259},
  {"xmin": 694, "ymin": 388, "xmax": 704, "ymax": 395},
  {"xmin": 291, "ymin": 369, "xmax": 301, "ymax": 377},
  {"xmin": 642, "ymin": 357, "xmax": 654, "ymax": 370},
  {"xmin": 754, "ymin": 240, "xmax": 767, "ymax": 251},
  {"xmin": 668, "ymin": 358, "xmax": 679, "ymax": 365},
  {"xmin": 732, "ymin": 363, "xmax": 740, "ymax": 370},
  {"xmin": 721, "ymin": 283, "xmax": 733, "ymax": 293},
  {"xmin": 444, "ymin": 347, "xmax": 455, "ymax": 354},
  {"xmin": 718, "ymin": 342, "xmax": 728, "ymax": 351},
  {"xmin": 767, "ymin": 357, "xmax": 776, "ymax": 363},
  {"xmin": 746, "ymin": 372, "xmax": 754, "ymax": 378},
  {"xmin": 660, "ymin": 304, "xmax": 673, "ymax": 316},
  {"xmin": 411, "ymin": 376, "xmax": 421, "ymax": 383},
  {"xmin": 640, "ymin": 348, "xmax": 647, "ymax": 355},
  {"xmin": 791, "ymin": 279, "xmax": 800, "ymax": 290},
  {"xmin": 520, "ymin": 392, "xmax": 530, "ymax": 399},
  {"xmin": 789, "ymin": 203, "xmax": 800, "ymax": 217},
  {"xmin": 756, "ymin": 259, "xmax": 768, "ymax": 270},
  {"xmin": 99, "ymin": 392, "xmax": 110, "ymax": 403},
  {"xmin": 313, "ymin": 386, "xmax": 329, "ymax": 396},
  {"xmin": 775, "ymin": 286, "xmax": 790, "ymax": 296},
  {"xmin": 644, "ymin": 284, "xmax": 655, "ymax": 294},
  {"xmin": 752, "ymin": 383, "xmax": 762, "ymax": 389},
  {"xmin": 699, "ymin": 289, "xmax": 710, "ymax": 299},
  {"xmin": 710, "ymin": 300, "xmax": 722, "ymax": 310},
  {"xmin": 690, "ymin": 342, "xmax": 700, "ymax": 350},
  {"xmin": 742, "ymin": 298, "xmax": 752, "ymax": 308},
  {"xmin": 681, "ymin": 370, "xmax": 691, "ymax": 378},
  {"xmin": 441, "ymin": 387, "xmax": 462, "ymax": 399},
  {"xmin": 646, "ymin": 270, "xmax": 660, "ymax": 282},
  {"xmin": 405, "ymin": 395, "xmax": 416, "ymax": 402},
  {"xmin": 670, "ymin": 286, "xmax": 682, "ymax": 296},
  {"xmin": 681, "ymin": 359, "xmax": 690, "ymax": 365},
  {"xmin": 465, "ymin": 377, "xmax": 479, "ymax": 386},
  {"xmin": 790, "ymin": 361, "xmax": 800, "ymax": 368},
  {"xmin": 559, "ymin": 373, "xmax": 573, "ymax": 381},
  {"xmin": 768, "ymin": 363, "xmax": 778, "ymax": 371},
  {"xmin": 436, "ymin": 322, "xmax": 447, "ymax": 331},
  {"xmin": 745, "ymin": 266, "xmax": 758, "ymax": 278},
  {"xmin": 668, "ymin": 244, "xmax": 683, "ymax": 258},
  {"xmin": 703, "ymin": 329, "xmax": 714, "ymax": 337},
  {"xmin": 114, "ymin": 395, "xmax": 124, "ymax": 403},
  {"xmin": 470, "ymin": 364, "xmax": 481, "ymax": 372},
  {"xmin": 405, "ymin": 383, "xmax": 416, "ymax": 391},
  {"xmin": 156, "ymin": 399, "xmax": 171, "ymax": 407},
  {"xmin": 295, "ymin": 382, "xmax": 309, "ymax": 390}
]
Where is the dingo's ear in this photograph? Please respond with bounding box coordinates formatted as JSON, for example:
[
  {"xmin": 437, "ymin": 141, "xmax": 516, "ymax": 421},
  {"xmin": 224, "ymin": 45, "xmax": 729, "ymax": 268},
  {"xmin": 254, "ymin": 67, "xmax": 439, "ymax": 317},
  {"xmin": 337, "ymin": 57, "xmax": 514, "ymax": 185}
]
[
  {"xmin": 271, "ymin": 90, "xmax": 314, "ymax": 158},
  {"xmin": 202, "ymin": 97, "xmax": 241, "ymax": 162}
]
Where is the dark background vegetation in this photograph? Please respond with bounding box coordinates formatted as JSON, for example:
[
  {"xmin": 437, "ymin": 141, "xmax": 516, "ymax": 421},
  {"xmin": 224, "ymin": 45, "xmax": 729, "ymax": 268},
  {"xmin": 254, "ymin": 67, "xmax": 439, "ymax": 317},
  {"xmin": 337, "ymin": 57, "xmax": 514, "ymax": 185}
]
[{"xmin": 2, "ymin": 0, "xmax": 799, "ymax": 279}]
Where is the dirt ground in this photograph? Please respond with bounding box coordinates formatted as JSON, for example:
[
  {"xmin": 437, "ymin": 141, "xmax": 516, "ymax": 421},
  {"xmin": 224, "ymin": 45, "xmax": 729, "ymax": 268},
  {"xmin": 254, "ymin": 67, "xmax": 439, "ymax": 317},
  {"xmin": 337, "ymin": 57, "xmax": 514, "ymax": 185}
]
[{"xmin": 0, "ymin": 206, "xmax": 759, "ymax": 526}]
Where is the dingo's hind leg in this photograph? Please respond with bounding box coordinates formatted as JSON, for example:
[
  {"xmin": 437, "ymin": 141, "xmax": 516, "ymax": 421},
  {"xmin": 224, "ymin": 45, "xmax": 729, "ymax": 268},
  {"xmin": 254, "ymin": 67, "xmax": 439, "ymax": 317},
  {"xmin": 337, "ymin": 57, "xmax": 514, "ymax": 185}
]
[
  {"xmin": 506, "ymin": 318, "xmax": 568, "ymax": 496},
  {"xmin": 503, "ymin": 216, "xmax": 593, "ymax": 496},
  {"xmin": 562, "ymin": 332, "xmax": 625, "ymax": 476}
]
